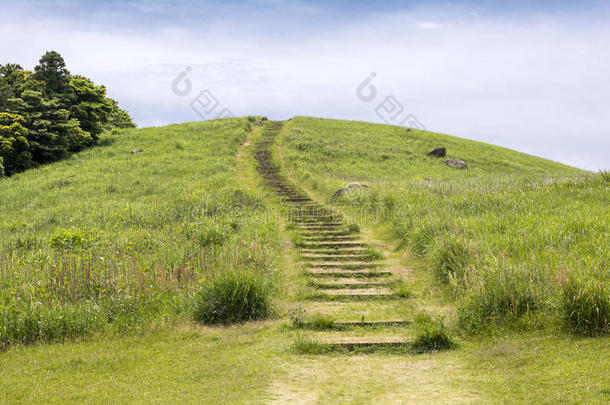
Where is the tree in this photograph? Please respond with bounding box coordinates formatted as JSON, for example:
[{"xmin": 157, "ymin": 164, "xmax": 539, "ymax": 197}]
[
  {"xmin": 0, "ymin": 113, "xmax": 34, "ymax": 175},
  {"xmin": 105, "ymin": 99, "xmax": 136, "ymax": 130},
  {"xmin": 66, "ymin": 76, "xmax": 113, "ymax": 140},
  {"xmin": 0, "ymin": 64, "xmax": 26, "ymax": 109},
  {"xmin": 33, "ymin": 51, "xmax": 70, "ymax": 97},
  {"xmin": 0, "ymin": 51, "xmax": 135, "ymax": 176}
]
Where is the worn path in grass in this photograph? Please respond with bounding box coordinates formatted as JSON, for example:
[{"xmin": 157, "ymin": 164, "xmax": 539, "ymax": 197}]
[
  {"xmin": 253, "ymin": 121, "xmax": 418, "ymax": 349},
  {"xmin": 245, "ymin": 121, "xmax": 610, "ymax": 403},
  {"xmin": 249, "ymin": 121, "xmax": 475, "ymax": 402}
]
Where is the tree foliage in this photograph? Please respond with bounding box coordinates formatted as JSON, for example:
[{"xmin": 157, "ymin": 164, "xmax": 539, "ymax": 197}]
[{"xmin": 0, "ymin": 51, "xmax": 135, "ymax": 176}]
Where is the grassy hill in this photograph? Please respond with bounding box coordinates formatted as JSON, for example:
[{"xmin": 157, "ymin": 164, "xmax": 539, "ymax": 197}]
[
  {"xmin": 0, "ymin": 118, "xmax": 281, "ymax": 347},
  {"xmin": 1, "ymin": 116, "xmax": 608, "ymax": 403},
  {"xmin": 280, "ymin": 117, "xmax": 608, "ymax": 334}
]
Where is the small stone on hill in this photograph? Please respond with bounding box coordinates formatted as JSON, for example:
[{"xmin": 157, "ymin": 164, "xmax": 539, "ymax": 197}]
[
  {"xmin": 427, "ymin": 147, "xmax": 446, "ymax": 157},
  {"xmin": 130, "ymin": 149, "xmax": 143, "ymax": 154},
  {"xmin": 445, "ymin": 159, "xmax": 467, "ymax": 169},
  {"xmin": 331, "ymin": 182, "xmax": 369, "ymax": 200}
]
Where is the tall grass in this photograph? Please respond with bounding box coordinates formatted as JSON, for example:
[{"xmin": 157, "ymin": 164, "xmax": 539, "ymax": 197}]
[
  {"xmin": 562, "ymin": 271, "xmax": 609, "ymax": 336},
  {"xmin": 281, "ymin": 116, "xmax": 609, "ymax": 335},
  {"xmin": 0, "ymin": 118, "xmax": 282, "ymax": 348},
  {"xmin": 194, "ymin": 269, "xmax": 273, "ymax": 324}
]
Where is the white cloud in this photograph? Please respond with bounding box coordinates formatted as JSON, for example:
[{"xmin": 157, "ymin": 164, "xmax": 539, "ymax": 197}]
[
  {"xmin": 417, "ymin": 22, "xmax": 442, "ymax": 29},
  {"xmin": 0, "ymin": 1, "xmax": 608, "ymax": 170}
]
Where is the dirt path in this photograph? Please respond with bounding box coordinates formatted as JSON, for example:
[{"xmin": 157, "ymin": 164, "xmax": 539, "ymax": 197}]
[{"xmin": 253, "ymin": 121, "xmax": 414, "ymax": 349}]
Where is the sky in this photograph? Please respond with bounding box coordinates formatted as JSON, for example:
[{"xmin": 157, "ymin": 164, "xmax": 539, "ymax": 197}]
[{"xmin": 1, "ymin": 0, "xmax": 609, "ymax": 170}]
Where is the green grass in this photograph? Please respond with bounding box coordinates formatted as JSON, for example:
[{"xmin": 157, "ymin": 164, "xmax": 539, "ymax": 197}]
[
  {"xmin": 0, "ymin": 324, "xmax": 283, "ymax": 404},
  {"xmin": 0, "ymin": 118, "xmax": 281, "ymax": 348},
  {"xmin": 280, "ymin": 116, "xmax": 609, "ymax": 334},
  {"xmin": 194, "ymin": 269, "xmax": 274, "ymax": 324},
  {"xmin": 1, "ymin": 116, "xmax": 609, "ymax": 402}
]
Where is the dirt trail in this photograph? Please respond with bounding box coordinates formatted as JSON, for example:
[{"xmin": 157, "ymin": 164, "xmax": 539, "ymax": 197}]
[{"xmin": 253, "ymin": 121, "xmax": 412, "ymax": 349}]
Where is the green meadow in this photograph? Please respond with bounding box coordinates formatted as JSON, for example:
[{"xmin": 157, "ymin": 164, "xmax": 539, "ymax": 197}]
[
  {"xmin": 280, "ymin": 117, "xmax": 608, "ymax": 335},
  {"xmin": 0, "ymin": 118, "xmax": 281, "ymax": 348},
  {"xmin": 1, "ymin": 116, "xmax": 608, "ymax": 403}
]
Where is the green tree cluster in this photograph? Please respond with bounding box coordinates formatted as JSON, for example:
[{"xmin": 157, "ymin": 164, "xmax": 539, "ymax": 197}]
[{"xmin": 0, "ymin": 51, "xmax": 135, "ymax": 176}]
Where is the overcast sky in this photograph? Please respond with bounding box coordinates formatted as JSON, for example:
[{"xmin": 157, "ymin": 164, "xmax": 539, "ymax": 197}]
[{"xmin": 1, "ymin": 0, "xmax": 608, "ymax": 170}]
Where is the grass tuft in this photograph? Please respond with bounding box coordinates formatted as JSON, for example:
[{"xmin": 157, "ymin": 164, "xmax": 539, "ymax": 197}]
[
  {"xmin": 411, "ymin": 313, "xmax": 454, "ymax": 353},
  {"xmin": 562, "ymin": 272, "xmax": 609, "ymax": 336},
  {"xmin": 309, "ymin": 313, "xmax": 335, "ymax": 330},
  {"xmin": 292, "ymin": 333, "xmax": 330, "ymax": 354},
  {"xmin": 193, "ymin": 270, "xmax": 273, "ymax": 325},
  {"xmin": 363, "ymin": 246, "xmax": 385, "ymax": 261}
]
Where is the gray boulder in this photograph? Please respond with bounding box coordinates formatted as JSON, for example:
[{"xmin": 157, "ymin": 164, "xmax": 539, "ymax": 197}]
[{"xmin": 445, "ymin": 159, "xmax": 467, "ymax": 169}]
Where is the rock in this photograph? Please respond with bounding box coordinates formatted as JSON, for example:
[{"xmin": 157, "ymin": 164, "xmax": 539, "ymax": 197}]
[
  {"xmin": 130, "ymin": 149, "xmax": 144, "ymax": 154},
  {"xmin": 424, "ymin": 177, "xmax": 435, "ymax": 182},
  {"xmin": 427, "ymin": 147, "xmax": 446, "ymax": 157},
  {"xmin": 331, "ymin": 182, "xmax": 369, "ymax": 200},
  {"xmin": 253, "ymin": 121, "xmax": 266, "ymax": 126},
  {"xmin": 405, "ymin": 128, "xmax": 412, "ymax": 133},
  {"xmin": 445, "ymin": 159, "xmax": 467, "ymax": 169}
]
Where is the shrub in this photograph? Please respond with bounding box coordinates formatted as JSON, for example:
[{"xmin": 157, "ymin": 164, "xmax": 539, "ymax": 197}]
[
  {"xmin": 261, "ymin": 116, "xmax": 268, "ymax": 121},
  {"xmin": 193, "ymin": 270, "xmax": 272, "ymax": 324},
  {"xmin": 309, "ymin": 313, "xmax": 335, "ymax": 330},
  {"xmin": 48, "ymin": 228, "xmax": 94, "ymax": 249},
  {"xmin": 562, "ymin": 274, "xmax": 609, "ymax": 336},
  {"xmin": 412, "ymin": 314, "xmax": 454, "ymax": 352},
  {"xmin": 411, "ymin": 313, "xmax": 454, "ymax": 353},
  {"xmin": 0, "ymin": 156, "xmax": 4, "ymax": 177},
  {"xmin": 457, "ymin": 266, "xmax": 545, "ymax": 332},
  {"xmin": 426, "ymin": 237, "xmax": 470, "ymax": 282},
  {"xmin": 197, "ymin": 224, "xmax": 229, "ymax": 247},
  {"xmin": 247, "ymin": 116, "xmax": 257, "ymax": 122},
  {"xmin": 600, "ymin": 170, "xmax": 609, "ymax": 182}
]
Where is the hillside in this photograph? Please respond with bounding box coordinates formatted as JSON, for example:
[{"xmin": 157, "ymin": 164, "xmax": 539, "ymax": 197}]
[
  {"xmin": 281, "ymin": 116, "xmax": 608, "ymax": 333},
  {"xmin": 0, "ymin": 118, "xmax": 281, "ymax": 347},
  {"xmin": 1, "ymin": 117, "xmax": 608, "ymax": 403}
]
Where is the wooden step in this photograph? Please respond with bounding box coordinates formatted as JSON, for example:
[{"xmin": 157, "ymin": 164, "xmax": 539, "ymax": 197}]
[
  {"xmin": 297, "ymin": 225, "xmax": 343, "ymax": 230},
  {"xmin": 309, "ymin": 280, "xmax": 390, "ymax": 289},
  {"xmin": 301, "ymin": 254, "xmax": 368, "ymax": 262},
  {"xmin": 300, "ymin": 248, "xmax": 367, "ymax": 255},
  {"xmin": 301, "ymin": 241, "xmax": 366, "ymax": 248},
  {"xmin": 306, "ymin": 269, "xmax": 393, "ymax": 277},
  {"xmin": 318, "ymin": 339, "xmax": 412, "ymax": 351},
  {"xmin": 302, "ymin": 236, "xmax": 359, "ymax": 242},
  {"xmin": 316, "ymin": 287, "xmax": 393, "ymax": 296},
  {"xmin": 302, "ymin": 320, "xmax": 411, "ymax": 329},
  {"xmin": 305, "ymin": 261, "xmax": 381, "ymax": 269}
]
